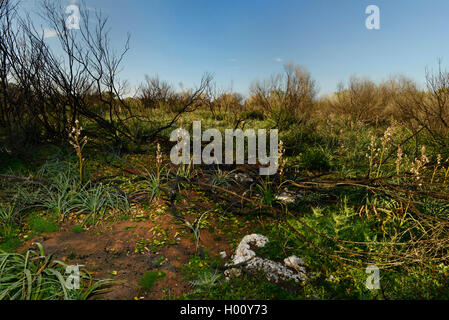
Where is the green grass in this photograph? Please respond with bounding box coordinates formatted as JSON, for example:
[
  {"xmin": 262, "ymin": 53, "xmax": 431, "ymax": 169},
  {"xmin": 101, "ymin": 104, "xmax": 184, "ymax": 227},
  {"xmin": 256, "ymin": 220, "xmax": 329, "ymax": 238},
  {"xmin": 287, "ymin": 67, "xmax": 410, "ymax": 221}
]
[
  {"xmin": 181, "ymin": 252, "xmax": 301, "ymax": 300},
  {"xmin": 0, "ymin": 236, "xmax": 23, "ymax": 253},
  {"xmin": 71, "ymin": 225, "xmax": 84, "ymax": 233},
  {"xmin": 29, "ymin": 216, "xmax": 59, "ymax": 234},
  {"xmin": 0, "ymin": 153, "xmax": 28, "ymax": 174},
  {"xmin": 2, "ymin": 107, "xmax": 449, "ymax": 300},
  {"xmin": 0, "ymin": 243, "xmax": 112, "ymax": 300},
  {"xmin": 140, "ymin": 270, "xmax": 166, "ymax": 291},
  {"xmin": 0, "ymin": 203, "xmax": 19, "ymax": 237}
]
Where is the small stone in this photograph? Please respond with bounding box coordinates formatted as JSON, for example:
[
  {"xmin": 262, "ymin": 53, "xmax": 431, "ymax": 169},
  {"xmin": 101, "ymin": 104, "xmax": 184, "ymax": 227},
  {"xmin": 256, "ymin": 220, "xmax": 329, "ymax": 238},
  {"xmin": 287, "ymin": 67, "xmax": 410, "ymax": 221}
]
[
  {"xmin": 234, "ymin": 173, "xmax": 254, "ymax": 184},
  {"xmin": 276, "ymin": 192, "xmax": 296, "ymax": 204},
  {"xmin": 219, "ymin": 251, "xmax": 227, "ymax": 259},
  {"xmin": 284, "ymin": 255, "xmax": 304, "ymax": 268},
  {"xmin": 284, "ymin": 256, "xmax": 306, "ymax": 275},
  {"xmin": 224, "ymin": 268, "xmax": 242, "ymax": 278}
]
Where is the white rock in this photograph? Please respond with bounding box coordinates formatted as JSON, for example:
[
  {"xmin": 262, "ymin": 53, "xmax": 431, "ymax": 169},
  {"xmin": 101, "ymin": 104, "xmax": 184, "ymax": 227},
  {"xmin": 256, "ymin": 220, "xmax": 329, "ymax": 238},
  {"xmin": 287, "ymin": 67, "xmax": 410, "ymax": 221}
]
[
  {"xmin": 232, "ymin": 234, "xmax": 269, "ymax": 265},
  {"xmin": 234, "ymin": 173, "xmax": 254, "ymax": 184},
  {"xmin": 224, "ymin": 268, "xmax": 241, "ymax": 278},
  {"xmin": 284, "ymin": 256, "xmax": 305, "ymax": 271},
  {"xmin": 245, "ymin": 257, "xmax": 307, "ymax": 283},
  {"xmin": 225, "ymin": 234, "xmax": 307, "ymax": 283},
  {"xmin": 276, "ymin": 192, "xmax": 296, "ymax": 204},
  {"xmin": 219, "ymin": 251, "xmax": 227, "ymax": 259}
]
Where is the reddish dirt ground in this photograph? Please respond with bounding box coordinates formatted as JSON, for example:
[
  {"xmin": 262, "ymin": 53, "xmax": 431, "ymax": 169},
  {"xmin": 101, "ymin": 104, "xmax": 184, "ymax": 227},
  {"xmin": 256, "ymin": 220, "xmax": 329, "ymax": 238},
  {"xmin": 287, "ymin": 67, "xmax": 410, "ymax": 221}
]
[{"xmin": 19, "ymin": 196, "xmax": 240, "ymax": 300}]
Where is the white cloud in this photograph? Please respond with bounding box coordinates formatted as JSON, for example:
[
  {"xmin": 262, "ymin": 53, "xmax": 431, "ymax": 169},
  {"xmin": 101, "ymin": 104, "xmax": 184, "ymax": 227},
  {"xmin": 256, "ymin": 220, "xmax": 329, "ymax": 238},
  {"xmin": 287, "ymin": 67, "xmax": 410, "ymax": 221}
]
[
  {"xmin": 43, "ymin": 28, "xmax": 58, "ymax": 39},
  {"xmin": 274, "ymin": 57, "xmax": 283, "ymax": 62}
]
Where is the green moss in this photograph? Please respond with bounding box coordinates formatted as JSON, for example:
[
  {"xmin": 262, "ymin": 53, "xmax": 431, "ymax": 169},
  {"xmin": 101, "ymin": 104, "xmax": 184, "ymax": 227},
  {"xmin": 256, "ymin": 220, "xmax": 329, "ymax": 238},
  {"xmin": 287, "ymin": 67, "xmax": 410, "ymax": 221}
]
[
  {"xmin": 0, "ymin": 236, "xmax": 23, "ymax": 253},
  {"xmin": 29, "ymin": 217, "xmax": 59, "ymax": 234},
  {"xmin": 71, "ymin": 225, "xmax": 84, "ymax": 233},
  {"xmin": 140, "ymin": 270, "xmax": 166, "ymax": 290}
]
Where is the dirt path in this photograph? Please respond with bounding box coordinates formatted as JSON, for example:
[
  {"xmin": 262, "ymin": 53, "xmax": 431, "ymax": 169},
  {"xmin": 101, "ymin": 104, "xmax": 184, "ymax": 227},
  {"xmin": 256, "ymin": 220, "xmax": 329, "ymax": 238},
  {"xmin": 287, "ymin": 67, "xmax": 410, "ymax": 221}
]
[{"xmin": 20, "ymin": 198, "xmax": 238, "ymax": 300}]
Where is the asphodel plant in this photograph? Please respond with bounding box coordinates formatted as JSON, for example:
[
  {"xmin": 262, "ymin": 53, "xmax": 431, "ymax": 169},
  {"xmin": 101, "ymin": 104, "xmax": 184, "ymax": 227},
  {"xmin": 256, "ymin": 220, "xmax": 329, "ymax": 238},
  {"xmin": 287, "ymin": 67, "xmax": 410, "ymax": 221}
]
[{"xmin": 69, "ymin": 120, "xmax": 88, "ymax": 184}]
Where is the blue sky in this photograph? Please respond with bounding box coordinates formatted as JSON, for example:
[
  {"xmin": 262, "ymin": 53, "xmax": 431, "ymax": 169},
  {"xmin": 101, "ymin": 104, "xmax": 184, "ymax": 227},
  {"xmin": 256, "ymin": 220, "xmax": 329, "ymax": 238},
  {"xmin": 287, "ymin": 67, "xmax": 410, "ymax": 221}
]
[{"xmin": 24, "ymin": 0, "xmax": 449, "ymax": 96}]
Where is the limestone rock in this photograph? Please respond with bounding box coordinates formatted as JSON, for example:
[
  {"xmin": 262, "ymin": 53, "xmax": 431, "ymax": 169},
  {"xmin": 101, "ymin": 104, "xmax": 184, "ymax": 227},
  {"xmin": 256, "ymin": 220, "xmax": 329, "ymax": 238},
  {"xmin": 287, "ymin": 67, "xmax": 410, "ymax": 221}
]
[
  {"xmin": 232, "ymin": 234, "xmax": 269, "ymax": 265},
  {"xmin": 225, "ymin": 234, "xmax": 307, "ymax": 283},
  {"xmin": 276, "ymin": 192, "xmax": 297, "ymax": 204},
  {"xmin": 233, "ymin": 173, "xmax": 254, "ymax": 184},
  {"xmin": 284, "ymin": 255, "xmax": 305, "ymax": 273}
]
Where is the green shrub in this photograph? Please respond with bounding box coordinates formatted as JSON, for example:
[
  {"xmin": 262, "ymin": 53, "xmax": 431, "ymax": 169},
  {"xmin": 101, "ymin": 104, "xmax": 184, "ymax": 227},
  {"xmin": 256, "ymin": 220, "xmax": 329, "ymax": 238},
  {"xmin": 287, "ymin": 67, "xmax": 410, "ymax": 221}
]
[
  {"xmin": 280, "ymin": 125, "xmax": 322, "ymax": 156},
  {"xmin": 301, "ymin": 147, "xmax": 331, "ymax": 172},
  {"xmin": 215, "ymin": 113, "xmax": 225, "ymax": 121},
  {"xmin": 242, "ymin": 110, "xmax": 265, "ymax": 121},
  {"xmin": 271, "ymin": 106, "xmax": 299, "ymax": 129}
]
